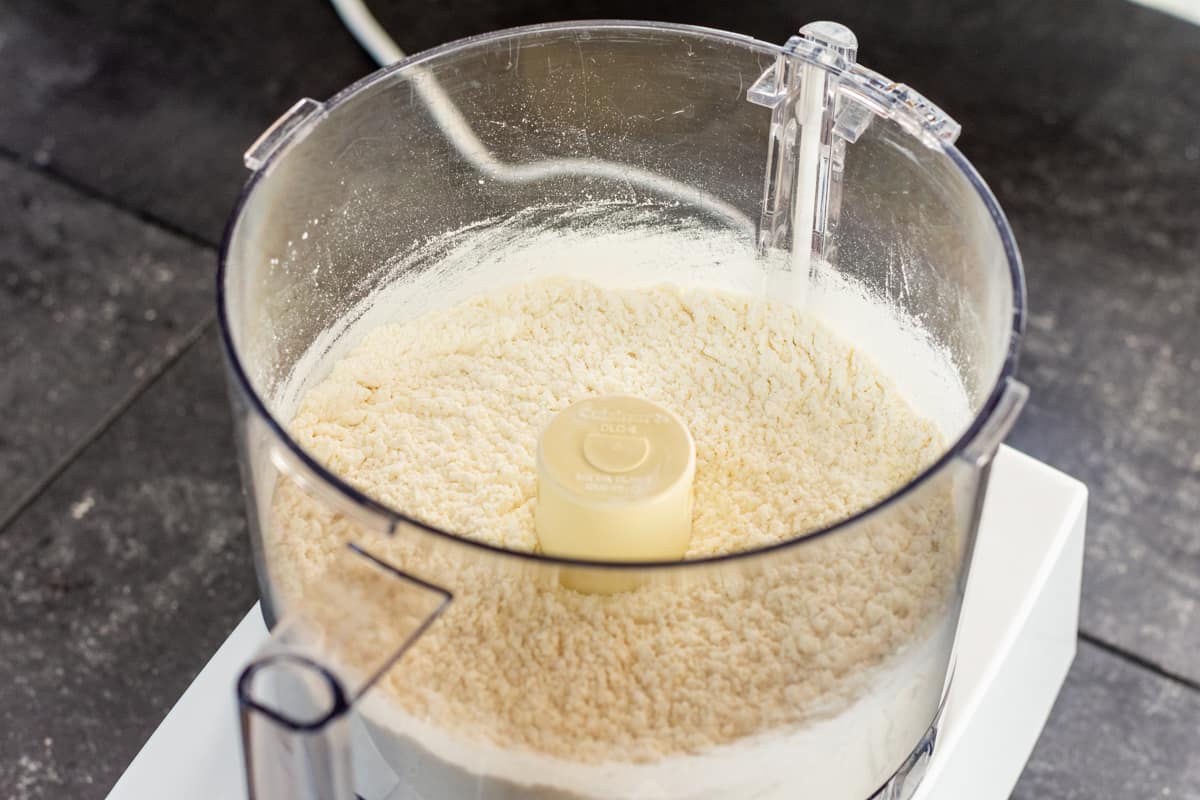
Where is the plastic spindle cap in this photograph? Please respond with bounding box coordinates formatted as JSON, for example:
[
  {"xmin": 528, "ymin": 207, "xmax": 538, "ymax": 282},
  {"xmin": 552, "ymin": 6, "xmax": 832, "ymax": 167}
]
[{"xmin": 535, "ymin": 396, "xmax": 695, "ymax": 591}]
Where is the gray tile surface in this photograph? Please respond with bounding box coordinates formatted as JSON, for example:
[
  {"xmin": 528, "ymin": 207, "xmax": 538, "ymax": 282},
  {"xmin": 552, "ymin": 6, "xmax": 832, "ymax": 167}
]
[
  {"xmin": 1013, "ymin": 641, "xmax": 1200, "ymax": 799},
  {"xmin": 997, "ymin": 2, "xmax": 1200, "ymax": 682},
  {"xmin": 0, "ymin": 330, "xmax": 255, "ymax": 800},
  {"xmin": 0, "ymin": 0, "xmax": 374, "ymax": 243},
  {"xmin": 0, "ymin": 157, "xmax": 215, "ymax": 525}
]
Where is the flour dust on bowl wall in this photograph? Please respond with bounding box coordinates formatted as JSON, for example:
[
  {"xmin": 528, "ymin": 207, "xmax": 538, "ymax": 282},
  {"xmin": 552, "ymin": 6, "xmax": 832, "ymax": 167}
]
[{"xmin": 219, "ymin": 20, "xmax": 1027, "ymax": 800}]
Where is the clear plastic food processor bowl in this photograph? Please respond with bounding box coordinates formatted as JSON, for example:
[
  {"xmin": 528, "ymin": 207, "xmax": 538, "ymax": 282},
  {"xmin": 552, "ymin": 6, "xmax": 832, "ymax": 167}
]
[{"xmin": 219, "ymin": 20, "xmax": 1027, "ymax": 800}]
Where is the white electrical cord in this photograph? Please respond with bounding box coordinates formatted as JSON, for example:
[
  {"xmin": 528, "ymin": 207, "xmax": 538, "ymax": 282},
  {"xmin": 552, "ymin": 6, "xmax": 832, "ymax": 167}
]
[
  {"xmin": 328, "ymin": 0, "xmax": 756, "ymax": 235},
  {"xmin": 329, "ymin": 0, "xmax": 405, "ymax": 65}
]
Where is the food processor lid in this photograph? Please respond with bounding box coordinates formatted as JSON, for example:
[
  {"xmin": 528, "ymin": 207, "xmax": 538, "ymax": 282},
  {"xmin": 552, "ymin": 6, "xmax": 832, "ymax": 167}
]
[{"xmin": 217, "ymin": 19, "xmax": 1028, "ymax": 571}]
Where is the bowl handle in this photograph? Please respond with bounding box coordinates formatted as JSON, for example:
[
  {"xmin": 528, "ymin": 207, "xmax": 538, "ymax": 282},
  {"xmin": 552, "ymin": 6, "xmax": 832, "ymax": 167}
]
[{"xmin": 237, "ymin": 544, "xmax": 451, "ymax": 799}]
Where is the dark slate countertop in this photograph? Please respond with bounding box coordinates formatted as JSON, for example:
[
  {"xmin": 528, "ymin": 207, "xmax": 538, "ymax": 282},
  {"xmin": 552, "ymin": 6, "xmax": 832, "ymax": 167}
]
[{"xmin": 1, "ymin": 0, "xmax": 1198, "ymax": 797}]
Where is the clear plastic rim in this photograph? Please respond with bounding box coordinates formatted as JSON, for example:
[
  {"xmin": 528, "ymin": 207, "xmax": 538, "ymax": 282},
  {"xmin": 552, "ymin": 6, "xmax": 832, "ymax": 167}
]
[{"xmin": 216, "ymin": 19, "xmax": 1028, "ymax": 572}]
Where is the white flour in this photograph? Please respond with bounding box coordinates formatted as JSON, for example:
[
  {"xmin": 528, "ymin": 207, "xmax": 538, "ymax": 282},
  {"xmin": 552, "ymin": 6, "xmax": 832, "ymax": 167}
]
[{"xmin": 263, "ymin": 205, "xmax": 969, "ymax": 798}]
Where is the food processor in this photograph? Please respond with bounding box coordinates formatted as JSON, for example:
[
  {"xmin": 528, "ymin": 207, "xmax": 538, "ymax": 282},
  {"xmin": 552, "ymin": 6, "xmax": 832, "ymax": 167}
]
[{"xmin": 218, "ymin": 20, "xmax": 1028, "ymax": 800}]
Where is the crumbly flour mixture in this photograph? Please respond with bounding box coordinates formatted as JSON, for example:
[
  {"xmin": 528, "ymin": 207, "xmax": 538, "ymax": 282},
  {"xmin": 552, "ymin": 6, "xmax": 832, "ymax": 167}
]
[{"xmin": 268, "ymin": 277, "xmax": 957, "ymax": 763}]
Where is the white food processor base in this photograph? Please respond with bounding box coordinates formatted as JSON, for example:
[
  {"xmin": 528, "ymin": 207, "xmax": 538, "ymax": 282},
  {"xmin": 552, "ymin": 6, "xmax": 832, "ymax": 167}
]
[{"xmin": 106, "ymin": 446, "xmax": 1086, "ymax": 800}]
